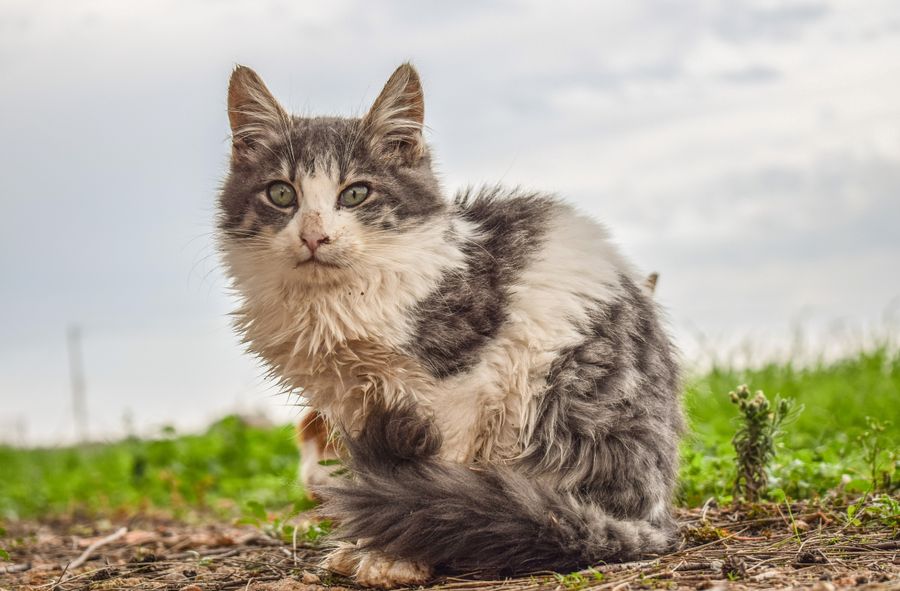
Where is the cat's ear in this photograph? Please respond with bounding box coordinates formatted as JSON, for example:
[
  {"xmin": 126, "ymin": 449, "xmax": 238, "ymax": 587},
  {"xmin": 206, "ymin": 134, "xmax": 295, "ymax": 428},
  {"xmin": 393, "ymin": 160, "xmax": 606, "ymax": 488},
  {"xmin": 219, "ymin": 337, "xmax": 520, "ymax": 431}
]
[
  {"xmin": 363, "ymin": 63, "xmax": 426, "ymax": 165},
  {"xmin": 227, "ymin": 65, "xmax": 287, "ymax": 160}
]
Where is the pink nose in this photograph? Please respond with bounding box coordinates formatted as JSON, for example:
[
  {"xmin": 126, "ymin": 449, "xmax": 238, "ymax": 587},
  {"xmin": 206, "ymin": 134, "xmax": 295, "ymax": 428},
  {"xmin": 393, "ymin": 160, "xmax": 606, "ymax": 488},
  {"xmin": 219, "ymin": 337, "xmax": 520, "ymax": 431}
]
[{"xmin": 301, "ymin": 232, "xmax": 330, "ymax": 254}]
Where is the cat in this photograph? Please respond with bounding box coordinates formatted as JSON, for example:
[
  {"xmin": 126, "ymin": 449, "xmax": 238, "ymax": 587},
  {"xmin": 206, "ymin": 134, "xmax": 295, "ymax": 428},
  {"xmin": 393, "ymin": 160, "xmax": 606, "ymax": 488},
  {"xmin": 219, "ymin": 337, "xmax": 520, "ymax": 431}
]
[{"xmin": 218, "ymin": 63, "xmax": 683, "ymax": 588}]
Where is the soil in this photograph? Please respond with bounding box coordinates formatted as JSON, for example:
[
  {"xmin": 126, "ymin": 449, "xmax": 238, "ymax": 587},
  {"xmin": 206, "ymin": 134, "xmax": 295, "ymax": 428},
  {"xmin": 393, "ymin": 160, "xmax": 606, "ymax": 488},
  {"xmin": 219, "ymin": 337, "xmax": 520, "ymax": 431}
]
[{"xmin": 1, "ymin": 500, "xmax": 897, "ymax": 591}]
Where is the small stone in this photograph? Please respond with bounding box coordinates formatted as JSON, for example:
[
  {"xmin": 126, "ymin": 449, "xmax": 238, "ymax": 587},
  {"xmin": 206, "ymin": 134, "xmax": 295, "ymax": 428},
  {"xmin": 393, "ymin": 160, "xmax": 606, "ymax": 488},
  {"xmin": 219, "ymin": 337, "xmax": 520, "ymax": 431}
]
[
  {"xmin": 792, "ymin": 519, "xmax": 810, "ymax": 531},
  {"xmin": 180, "ymin": 585, "xmax": 203, "ymax": 591},
  {"xmin": 810, "ymin": 582, "xmax": 835, "ymax": 591},
  {"xmin": 794, "ymin": 549, "xmax": 827, "ymax": 565},
  {"xmin": 300, "ymin": 570, "xmax": 320, "ymax": 584}
]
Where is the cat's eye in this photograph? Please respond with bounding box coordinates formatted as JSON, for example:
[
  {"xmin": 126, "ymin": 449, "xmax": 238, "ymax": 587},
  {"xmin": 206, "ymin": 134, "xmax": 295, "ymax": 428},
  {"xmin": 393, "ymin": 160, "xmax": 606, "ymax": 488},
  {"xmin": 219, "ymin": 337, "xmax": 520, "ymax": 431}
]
[
  {"xmin": 267, "ymin": 181, "xmax": 296, "ymax": 207},
  {"xmin": 339, "ymin": 184, "xmax": 369, "ymax": 208}
]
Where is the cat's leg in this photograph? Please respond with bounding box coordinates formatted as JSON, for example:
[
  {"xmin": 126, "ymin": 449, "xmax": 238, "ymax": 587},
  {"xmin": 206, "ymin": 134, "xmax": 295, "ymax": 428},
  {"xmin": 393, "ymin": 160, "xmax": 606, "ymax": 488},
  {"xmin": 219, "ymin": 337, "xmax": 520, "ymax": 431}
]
[{"xmin": 296, "ymin": 409, "xmax": 340, "ymax": 497}]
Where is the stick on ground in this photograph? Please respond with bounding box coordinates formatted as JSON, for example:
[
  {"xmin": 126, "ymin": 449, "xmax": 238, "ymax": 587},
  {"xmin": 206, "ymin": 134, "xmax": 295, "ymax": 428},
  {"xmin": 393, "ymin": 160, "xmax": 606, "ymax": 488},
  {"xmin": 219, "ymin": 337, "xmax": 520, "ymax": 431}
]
[{"xmin": 65, "ymin": 526, "xmax": 127, "ymax": 571}]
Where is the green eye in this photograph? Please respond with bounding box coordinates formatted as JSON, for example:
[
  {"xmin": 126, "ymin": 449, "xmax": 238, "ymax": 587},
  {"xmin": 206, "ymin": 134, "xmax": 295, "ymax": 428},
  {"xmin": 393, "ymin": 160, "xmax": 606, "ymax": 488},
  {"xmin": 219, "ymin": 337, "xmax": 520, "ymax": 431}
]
[
  {"xmin": 267, "ymin": 181, "xmax": 296, "ymax": 207},
  {"xmin": 339, "ymin": 184, "xmax": 369, "ymax": 208}
]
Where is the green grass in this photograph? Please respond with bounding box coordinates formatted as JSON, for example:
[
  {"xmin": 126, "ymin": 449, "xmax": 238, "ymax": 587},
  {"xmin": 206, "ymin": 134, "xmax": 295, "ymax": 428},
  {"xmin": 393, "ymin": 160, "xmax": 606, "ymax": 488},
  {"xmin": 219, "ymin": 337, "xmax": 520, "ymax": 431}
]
[
  {"xmin": 0, "ymin": 417, "xmax": 305, "ymax": 520},
  {"xmin": 0, "ymin": 347, "xmax": 898, "ymax": 520}
]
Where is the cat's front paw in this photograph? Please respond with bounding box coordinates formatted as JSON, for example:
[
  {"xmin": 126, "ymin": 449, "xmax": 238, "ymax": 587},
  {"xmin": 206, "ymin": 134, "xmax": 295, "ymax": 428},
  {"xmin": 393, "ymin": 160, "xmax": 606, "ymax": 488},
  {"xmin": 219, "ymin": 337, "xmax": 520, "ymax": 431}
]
[{"xmin": 355, "ymin": 551, "xmax": 432, "ymax": 588}]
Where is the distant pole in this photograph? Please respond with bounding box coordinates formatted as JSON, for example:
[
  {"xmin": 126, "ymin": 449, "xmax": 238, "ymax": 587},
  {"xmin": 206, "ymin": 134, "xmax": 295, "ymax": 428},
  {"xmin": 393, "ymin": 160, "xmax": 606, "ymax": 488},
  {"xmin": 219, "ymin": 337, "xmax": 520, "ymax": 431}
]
[
  {"xmin": 15, "ymin": 417, "xmax": 26, "ymax": 446},
  {"xmin": 67, "ymin": 325, "xmax": 88, "ymax": 442}
]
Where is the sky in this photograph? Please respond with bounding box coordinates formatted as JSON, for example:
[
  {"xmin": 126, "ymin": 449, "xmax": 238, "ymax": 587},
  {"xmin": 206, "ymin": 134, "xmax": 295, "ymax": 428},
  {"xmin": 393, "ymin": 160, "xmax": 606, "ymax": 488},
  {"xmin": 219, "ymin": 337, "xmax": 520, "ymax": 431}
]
[{"xmin": 1, "ymin": 0, "xmax": 899, "ymax": 444}]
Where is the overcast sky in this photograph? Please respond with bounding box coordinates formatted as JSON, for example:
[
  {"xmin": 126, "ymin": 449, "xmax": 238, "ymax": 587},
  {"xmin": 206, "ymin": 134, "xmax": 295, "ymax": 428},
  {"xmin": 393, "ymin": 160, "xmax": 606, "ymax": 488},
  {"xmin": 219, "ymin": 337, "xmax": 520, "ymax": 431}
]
[{"xmin": 2, "ymin": 0, "xmax": 899, "ymax": 444}]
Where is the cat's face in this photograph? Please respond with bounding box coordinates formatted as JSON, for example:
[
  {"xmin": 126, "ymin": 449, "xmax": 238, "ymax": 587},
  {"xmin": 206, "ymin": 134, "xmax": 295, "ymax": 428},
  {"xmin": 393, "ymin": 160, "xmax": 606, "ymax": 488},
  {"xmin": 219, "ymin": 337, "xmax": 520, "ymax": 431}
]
[{"xmin": 218, "ymin": 64, "xmax": 445, "ymax": 288}]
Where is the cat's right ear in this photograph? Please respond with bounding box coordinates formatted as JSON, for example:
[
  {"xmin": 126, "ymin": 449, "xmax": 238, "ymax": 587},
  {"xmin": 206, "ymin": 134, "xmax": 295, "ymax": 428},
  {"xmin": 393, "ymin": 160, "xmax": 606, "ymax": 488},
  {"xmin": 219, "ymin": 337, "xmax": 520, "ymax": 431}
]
[
  {"xmin": 227, "ymin": 65, "xmax": 286, "ymax": 160},
  {"xmin": 363, "ymin": 63, "xmax": 426, "ymax": 165}
]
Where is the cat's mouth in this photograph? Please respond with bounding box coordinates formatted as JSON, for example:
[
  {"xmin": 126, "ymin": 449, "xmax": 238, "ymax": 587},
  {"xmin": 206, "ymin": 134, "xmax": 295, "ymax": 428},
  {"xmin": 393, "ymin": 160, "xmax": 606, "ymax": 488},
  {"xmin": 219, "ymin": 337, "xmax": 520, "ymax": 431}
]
[{"xmin": 294, "ymin": 257, "xmax": 342, "ymax": 270}]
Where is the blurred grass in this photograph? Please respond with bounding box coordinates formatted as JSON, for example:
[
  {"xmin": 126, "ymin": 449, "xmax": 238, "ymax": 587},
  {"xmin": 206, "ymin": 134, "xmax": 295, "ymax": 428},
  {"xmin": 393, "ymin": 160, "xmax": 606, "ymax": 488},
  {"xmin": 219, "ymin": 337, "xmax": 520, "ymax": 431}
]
[
  {"xmin": 0, "ymin": 417, "xmax": 305, "ymax": 520},
  {"xmin": 0, "ymin": 347, "xmax": 898, "ymax": 520}
]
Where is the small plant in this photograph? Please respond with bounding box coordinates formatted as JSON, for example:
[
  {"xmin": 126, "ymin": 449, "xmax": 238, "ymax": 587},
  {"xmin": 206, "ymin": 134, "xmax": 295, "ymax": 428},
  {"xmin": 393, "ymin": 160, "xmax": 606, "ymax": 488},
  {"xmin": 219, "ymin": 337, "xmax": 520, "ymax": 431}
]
[
  {"xmin": 299, "ymin": 519, "xmax": 333, "ymax": 544},
  {"xmin": 846, "ymin": 494, "xmax": 900, "ymax": 530},
  {"xmin": 552, "ymin": 568, "xmax": 603, "ymax": 590},
  {"xmin": 236, "ymin": 500, "xmax": 332, "ymax": 545},
  {"xmin": 318, "ymin": 457, "xmax": 348, "ymax": 478},
  {"xmin": 857, "ymin": 417, "xmax": 896, "ymax": 492},
  {"xmin": 719, "ymin": 554, "xmax": 746, "ymax": 581},
  {"xmin": 729, "ymin": 385, "xmax": 796, "ymax": 501}
]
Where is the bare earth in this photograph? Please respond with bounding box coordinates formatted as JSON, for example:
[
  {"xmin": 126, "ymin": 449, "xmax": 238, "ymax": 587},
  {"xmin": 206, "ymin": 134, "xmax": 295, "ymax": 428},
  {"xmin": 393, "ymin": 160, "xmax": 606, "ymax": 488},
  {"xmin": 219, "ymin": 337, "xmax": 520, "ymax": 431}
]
[{"xmin": 2, "ymin": 501, "xmax": 898, "ymax": 591}]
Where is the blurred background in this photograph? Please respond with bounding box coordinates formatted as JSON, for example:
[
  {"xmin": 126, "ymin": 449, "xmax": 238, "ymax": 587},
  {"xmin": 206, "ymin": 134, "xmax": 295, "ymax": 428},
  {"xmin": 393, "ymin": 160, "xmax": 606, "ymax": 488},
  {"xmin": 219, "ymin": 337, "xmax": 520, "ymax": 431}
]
[{"xmin": 2, "ymin": 0, "xmax": 899, "ymax": 446}]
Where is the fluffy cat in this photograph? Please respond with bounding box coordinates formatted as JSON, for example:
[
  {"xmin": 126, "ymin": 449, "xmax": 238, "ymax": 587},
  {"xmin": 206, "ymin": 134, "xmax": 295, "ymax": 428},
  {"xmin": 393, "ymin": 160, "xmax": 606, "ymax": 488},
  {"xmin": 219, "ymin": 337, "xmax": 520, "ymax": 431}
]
[{"xmin": 218, "ymin": 63, "xmax": 683, "ymax": 588}]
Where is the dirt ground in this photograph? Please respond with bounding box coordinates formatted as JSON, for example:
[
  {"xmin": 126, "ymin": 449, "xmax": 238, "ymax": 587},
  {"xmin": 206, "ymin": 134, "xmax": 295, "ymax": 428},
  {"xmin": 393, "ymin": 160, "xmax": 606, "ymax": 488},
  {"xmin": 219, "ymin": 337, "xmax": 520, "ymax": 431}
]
[{"xmin": 2, "ymin": 501, "xmax": 898, "ymax": 591}]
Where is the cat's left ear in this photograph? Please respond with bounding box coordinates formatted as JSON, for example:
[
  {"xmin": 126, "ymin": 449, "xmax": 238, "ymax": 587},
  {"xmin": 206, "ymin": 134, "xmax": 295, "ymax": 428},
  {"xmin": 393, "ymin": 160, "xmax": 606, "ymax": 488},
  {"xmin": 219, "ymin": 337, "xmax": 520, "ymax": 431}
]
[
  {"xmin": 363, "ymin": 63, "xmax": 426, "ymax": 165},
  {"xmin": 227, "ymin": 65, "xmax": 287, "ymax": 160}
]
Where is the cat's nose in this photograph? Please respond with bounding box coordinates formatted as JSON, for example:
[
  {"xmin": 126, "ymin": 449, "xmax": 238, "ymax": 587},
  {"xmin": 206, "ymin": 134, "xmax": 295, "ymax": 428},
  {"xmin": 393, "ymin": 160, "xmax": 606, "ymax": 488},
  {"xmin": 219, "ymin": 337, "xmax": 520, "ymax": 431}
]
[{"xmin": 301, "ymin": 231, "xmax": 331, "ymax": 254}]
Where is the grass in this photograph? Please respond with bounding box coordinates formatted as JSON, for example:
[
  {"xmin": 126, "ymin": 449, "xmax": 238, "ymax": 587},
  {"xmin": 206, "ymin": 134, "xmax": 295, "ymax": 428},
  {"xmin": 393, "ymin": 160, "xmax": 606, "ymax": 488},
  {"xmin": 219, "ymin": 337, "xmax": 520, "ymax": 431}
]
[
  {"xmin": 0, "ymin": 347, "xmax": 898, "ymax": 521},
  {"xmin": 0, "ymin": 417, "xmax": 307, "ymax": 520}
]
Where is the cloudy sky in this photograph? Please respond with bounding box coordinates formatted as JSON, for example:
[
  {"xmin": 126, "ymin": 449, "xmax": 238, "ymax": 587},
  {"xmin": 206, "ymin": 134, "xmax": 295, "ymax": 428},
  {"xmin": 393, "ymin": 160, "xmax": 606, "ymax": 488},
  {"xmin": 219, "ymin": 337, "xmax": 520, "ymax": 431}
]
[{"xmin": 2, "ymin": 0, "xmax": 899, "ymax": 444}]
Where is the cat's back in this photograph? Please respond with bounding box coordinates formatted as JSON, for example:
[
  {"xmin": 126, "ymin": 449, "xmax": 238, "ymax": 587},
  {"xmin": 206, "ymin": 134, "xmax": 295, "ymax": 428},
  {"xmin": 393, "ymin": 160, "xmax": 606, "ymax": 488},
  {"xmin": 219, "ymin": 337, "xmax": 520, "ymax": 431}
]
[
  {"xmin": 408, "ymin": 185, "xmax": 645, "ymax": 381},
  {"xmin": 452, "ymin": 185, "xmax": 641, "ymax": 308}
]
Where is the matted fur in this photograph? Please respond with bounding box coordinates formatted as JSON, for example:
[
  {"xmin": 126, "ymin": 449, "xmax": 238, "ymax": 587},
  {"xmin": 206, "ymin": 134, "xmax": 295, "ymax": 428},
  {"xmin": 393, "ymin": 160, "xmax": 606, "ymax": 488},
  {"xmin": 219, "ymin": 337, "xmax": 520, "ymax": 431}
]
[{"xmin": 217, "ymin": 62, "xmax": 683, "ymax": 586}]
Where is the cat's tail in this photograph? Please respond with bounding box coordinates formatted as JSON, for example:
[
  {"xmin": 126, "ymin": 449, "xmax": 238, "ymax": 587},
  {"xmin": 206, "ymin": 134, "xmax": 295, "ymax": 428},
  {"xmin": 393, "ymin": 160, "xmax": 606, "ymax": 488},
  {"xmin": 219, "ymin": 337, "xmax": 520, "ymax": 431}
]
[{"xmin": 317, "ymin": 402, "xmax": 676, "ymax": 575}]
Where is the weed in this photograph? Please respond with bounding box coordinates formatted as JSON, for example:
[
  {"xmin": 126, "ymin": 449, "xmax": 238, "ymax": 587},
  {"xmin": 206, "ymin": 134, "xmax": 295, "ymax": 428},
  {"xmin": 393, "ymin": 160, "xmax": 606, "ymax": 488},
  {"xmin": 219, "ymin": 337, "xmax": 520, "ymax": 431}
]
[
  {"xmin": 857, "ymin": 417, "xmax": 897, "ymax": 492},
  {"xmin": 783, "ymin": 498, "xmax": 802, "ymax": 543},
  {"xmin": 845, "ymin": 494, "xmax": 900, "ymax": 530},
  {"xmin": 551, "ymin": 567, "xmax": 604, "ymax": 589},
  {"xmin": 318, "ymin": 457, "xmax": 348, "ymax": 478},
  {"xmin": 236, "ymin": 499, "xmax": 325, "ymax": 544},
  {"xmin": 299, "ymin": 519, "xmax": 332, "ymax": 544},
  {"xmin": 729, "ymin": 385, "xmax": 798, "ymax": 501}
]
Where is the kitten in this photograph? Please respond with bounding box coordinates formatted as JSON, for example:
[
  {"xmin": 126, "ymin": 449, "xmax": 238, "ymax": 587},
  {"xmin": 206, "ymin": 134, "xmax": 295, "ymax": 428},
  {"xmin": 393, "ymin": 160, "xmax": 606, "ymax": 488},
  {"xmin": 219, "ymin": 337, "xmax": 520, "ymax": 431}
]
[{"xmin": 218, "ymin": 63, "xmax": 683, "ymax": 588}]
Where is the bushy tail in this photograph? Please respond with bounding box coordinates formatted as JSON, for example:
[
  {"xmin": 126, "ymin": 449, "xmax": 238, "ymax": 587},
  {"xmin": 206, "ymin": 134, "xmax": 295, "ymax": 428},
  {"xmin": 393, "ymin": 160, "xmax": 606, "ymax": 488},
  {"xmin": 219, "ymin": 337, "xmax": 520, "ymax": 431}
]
[{"xmin": 317, "ymin": 403, "xmax": 676, "ymax": 575}]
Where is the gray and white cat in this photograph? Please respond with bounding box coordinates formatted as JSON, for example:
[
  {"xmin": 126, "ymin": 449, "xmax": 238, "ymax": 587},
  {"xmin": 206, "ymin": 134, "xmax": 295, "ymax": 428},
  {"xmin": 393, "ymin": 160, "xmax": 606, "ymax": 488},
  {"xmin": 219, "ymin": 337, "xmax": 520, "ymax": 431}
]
[{"xmin": 218, "ymin": 63, "xmax": 683, "ymax": 588}]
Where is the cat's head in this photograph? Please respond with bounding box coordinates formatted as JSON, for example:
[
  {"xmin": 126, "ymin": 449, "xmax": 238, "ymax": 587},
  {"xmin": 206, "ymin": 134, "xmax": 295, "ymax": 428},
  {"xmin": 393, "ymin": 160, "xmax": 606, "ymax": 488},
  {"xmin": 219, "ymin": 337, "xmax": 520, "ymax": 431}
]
[{"xmin": 218, "ymin": 63, "xmax": 446, "ymax": 289}]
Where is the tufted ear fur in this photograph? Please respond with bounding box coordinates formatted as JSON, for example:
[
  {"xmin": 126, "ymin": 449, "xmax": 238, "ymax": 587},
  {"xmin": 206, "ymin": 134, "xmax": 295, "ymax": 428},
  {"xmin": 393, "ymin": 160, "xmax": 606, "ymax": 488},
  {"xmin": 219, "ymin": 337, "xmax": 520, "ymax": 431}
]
[
  {"xmin": 227, "ymin": 65, "xmax": 288, "ymax": 160},
  {"xmin": 363, "ymin": 63, "xmax": 426, "ymax": 165}
]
